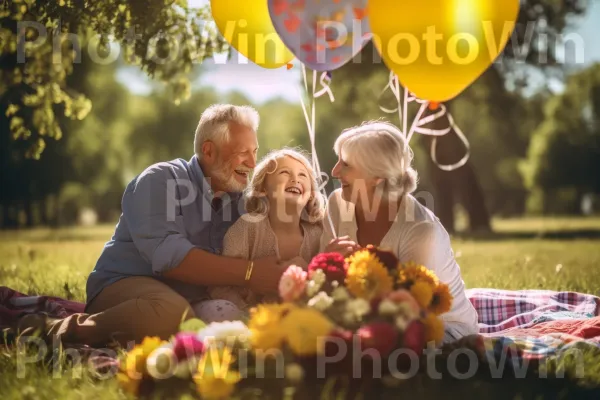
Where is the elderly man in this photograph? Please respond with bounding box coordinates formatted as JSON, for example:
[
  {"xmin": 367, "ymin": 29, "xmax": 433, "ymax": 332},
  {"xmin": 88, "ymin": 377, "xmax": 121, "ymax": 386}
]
[{"xmin": 22, "ymin": 104, "xmax": 282, "ymax": 346}]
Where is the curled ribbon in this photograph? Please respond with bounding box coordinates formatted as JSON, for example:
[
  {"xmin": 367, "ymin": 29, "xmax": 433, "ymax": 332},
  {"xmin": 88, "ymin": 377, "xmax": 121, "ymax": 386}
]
[
  {"xmin": 298, "ymin": 64, "xmax": 337, "ymax": 237},
  {"xmin": 378, "ymin": 71, "xmax": 470, "ymax": 171}
]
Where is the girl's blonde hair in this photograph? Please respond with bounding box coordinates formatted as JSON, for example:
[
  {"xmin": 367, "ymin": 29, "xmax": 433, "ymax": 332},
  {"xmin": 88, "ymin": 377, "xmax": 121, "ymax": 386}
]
[{"xmin": 245, "ymin": 148, "xmax": 325, "ymax": 224}]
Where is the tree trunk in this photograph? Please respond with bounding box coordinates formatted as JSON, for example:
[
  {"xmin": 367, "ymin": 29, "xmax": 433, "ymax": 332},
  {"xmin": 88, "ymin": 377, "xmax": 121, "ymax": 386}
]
[
  {"xmin": 40, "ymin": 199, "xmax": 49, "ymax": 225},
  {"xmin": 423, "ymin": 101, "xmax": 491, "ymax": 233},
  {"xmin": 24, "ymin": 198, "xmax": 34, "ymax": 227},
  {"xmin": 456, "ymin": 161, "xmax": 492, "ymax": 232},
  {"xmin": 3, "ymin": 204, "xmax": 19, "ymax": 229},
  {"xmin": 428, "ymin": 156, "xmax": 456, "ymax": 232}
]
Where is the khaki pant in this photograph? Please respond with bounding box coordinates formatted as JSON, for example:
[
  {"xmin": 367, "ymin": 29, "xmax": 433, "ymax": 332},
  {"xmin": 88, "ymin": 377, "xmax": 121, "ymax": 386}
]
[{"xmin": 48, "ymin": 276, "xmax": 196, "ymax": 347}]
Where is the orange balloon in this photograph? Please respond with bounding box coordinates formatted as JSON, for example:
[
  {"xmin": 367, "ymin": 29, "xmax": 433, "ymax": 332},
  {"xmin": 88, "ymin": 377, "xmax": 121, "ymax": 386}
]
[{"xmin": 369, "ymin": 0, "xmax": 520, "ymax": 102}]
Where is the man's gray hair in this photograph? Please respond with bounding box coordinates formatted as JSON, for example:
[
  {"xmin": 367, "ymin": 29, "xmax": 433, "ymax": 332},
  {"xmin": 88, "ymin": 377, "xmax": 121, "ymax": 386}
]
[{"xmin": 194, "ymin": 104, "xmax": 260, "ymax": 160}]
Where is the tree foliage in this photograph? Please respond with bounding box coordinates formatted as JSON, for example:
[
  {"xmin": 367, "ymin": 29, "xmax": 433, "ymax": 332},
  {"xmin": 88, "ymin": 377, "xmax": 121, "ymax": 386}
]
[
  {"xmin": 520, "ymin": 63, "xmax": 600, "ymax": 213},
  {"xmin": 0, "ymin": 0, "xmax": 226, "ymax": 158}
]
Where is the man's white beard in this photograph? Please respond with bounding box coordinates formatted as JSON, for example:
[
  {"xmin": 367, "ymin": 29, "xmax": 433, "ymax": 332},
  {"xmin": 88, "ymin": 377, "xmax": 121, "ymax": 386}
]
[{"xmin": 210, "ymin": 159, "xmax": 247, "ymax": 193}]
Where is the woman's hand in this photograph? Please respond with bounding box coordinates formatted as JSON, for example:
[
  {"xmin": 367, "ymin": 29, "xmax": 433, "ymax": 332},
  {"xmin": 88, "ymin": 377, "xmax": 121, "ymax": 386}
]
[{"xmin": 323, "ymin": 236, "xmax": 360, "ymax": 257}]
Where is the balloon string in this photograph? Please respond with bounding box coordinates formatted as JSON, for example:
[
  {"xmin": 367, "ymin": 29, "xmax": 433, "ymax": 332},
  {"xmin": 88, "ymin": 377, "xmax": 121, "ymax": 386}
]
[
  {"xmin": 406, "ymin": 102, "xmax": 427, "ymax": 142},
  {"xmin": 430, "ymin": 104, "xmax": 471, "ymax": 171},
  {"xmin": 378, "ymin": 72, "xmax": 470, "ymax": 172},
  {"xmin": 298, "ymin": 64, "xmax": 337, "ymax": 238}
]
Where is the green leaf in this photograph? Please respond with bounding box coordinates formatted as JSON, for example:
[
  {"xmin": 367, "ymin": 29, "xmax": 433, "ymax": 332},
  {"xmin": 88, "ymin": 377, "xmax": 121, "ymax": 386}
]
[{"xmin": 179, "ymin": 318, "xmax": 206, "ymax": 333}]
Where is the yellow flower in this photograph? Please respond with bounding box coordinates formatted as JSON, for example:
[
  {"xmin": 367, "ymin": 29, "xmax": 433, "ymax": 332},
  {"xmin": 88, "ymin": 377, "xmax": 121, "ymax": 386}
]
[
  {"xmin": 116, "ymin": 372, "xmax": 141, "ymax": 396},
  {"xmin": 280, "ymin": 308, "xmax": 334, "ymax": 356},
  {"xmin": 410, "ymin": 281, "xmax": 435, "ymax": 309},
  {"xmin": 248, "ymin": 303, "xmax": 296, "ymax": 351},
  {"xmin": 195, "ymin": 348, "xmax": 240, "ymax": 400},
  {"xmin": 422, "ymin": 313, "xmax": 445, "ymax": 345},
  {"xmin": 397, "ymin": 262, "xmax": 438, "ymax": 288},
  {"xmin": 345, "ymin": 250, "xmax": 394, "ymax": 299},
  {"xmin": 123, "ymin": 336, "xmax": 166, "ymax": 378},
  {"xmin": 429, "ymin": 283, "xmax": 453, "ymax": 315}
]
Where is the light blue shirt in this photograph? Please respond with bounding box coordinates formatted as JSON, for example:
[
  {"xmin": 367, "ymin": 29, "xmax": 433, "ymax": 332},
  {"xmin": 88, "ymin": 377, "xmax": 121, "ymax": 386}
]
[{"xmin": 86, "ymin": 155, "xmax": 244, "ymax": 307}]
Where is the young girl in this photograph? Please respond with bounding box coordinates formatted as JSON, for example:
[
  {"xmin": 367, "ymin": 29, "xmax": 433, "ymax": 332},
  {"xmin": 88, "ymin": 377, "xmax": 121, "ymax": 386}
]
[{"xmin": 198, "ymin": 148, "xmax": 325, "ymax": 314}]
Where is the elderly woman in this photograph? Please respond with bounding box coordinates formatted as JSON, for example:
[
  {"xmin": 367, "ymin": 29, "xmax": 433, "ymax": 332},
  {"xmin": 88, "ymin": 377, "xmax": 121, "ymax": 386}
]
[{"xmin": 321, "ymin": 121, "xmax": 479, "ymax": 343}]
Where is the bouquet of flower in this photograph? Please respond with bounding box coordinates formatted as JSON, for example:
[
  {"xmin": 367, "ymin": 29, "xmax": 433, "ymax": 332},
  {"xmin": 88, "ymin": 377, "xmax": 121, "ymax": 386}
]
[{"xmin": 117, "ymin": 246, "xmax": 453, "ymax": 399}]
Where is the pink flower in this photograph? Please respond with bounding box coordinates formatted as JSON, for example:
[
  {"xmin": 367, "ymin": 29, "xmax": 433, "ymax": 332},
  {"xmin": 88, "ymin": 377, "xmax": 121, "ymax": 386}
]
[
  {"xmin": 279, "ymin": 265, "xmax": 307, "ymax": 302},
  {"xmin": 387, "ymin": 289, "xmax": 421, "ymax": 314},
  {"xmin": 172, "ymin": 332, "xmax": 205, "ymax": 361}
]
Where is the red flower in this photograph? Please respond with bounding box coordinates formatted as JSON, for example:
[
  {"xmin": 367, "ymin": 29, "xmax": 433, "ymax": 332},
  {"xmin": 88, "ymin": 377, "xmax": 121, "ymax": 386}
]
[
  {"xmin": 321, "ymin": 328, "xmax": 356, "ymax": 376},
  {"xmin": 357, "ymin": 322, "xmax": 398, "ymax": 358},
  {"xmin": 365, "ymin": 245, "xmax": 399, "ymax": 272},
  {"xmin": 308, "ymin": 252, "xmax": 347, "ymax": 283},
  {"xmin": 402, "ymin": 320, "xmax": 426, "ymax": 355},
  {"xmin": 172, "ymin": 333, "xmax": 205, "ymax": 361}
]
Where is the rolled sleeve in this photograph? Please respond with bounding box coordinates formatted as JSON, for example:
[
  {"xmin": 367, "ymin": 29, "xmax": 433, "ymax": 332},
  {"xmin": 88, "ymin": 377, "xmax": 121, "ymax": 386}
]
[{"xmin": 122, "ymin": 165, "xmax": 196, "ymax": 275}]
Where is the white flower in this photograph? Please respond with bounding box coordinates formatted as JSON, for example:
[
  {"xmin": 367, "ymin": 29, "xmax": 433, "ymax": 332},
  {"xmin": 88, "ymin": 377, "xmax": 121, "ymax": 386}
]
[
  {"xmin": 285, "ymin": 363, "xmax": 305, "ymax": 384},
  {"xmin": 309, "ymin": 268, "xmax": 327, "ymax": 285},
  {"xmin": 395, "ymin": 315, "xmax": 409, "ymax": 331},
  {"xmin": 306, "ymin": 280, "xmax": 323, "ymax": 297},
  {"xmin": 307, "ymin": 291, "xmax": 334, "ymax": 311},
  {"xmin": 331, "ymin": 286, "xmax": 350, "ymax": 302},
  {"xmin": 397, "ymin": 302, "xmax": 419, "ymax": 320},
  {"xmin": 378, "ymin": 299, "xmax": 399, "ymax": 315},
  {"xmin": 145, "ymin": 346, "xmax": 176, "ymax": 378},
  {"xmin": 348, "ymin": 299, "xmax": 370, "ymax": 318},
  {"xmin": 197, "ymin": 321, "xmax": 250, "ymax": 345},
  {"xmin": 556, "ymin": 264, "xmax": 563, "ymax": 273},
  {"xmin": 172, "ymin": 356, "xmax": 200, "ymax": 379}
]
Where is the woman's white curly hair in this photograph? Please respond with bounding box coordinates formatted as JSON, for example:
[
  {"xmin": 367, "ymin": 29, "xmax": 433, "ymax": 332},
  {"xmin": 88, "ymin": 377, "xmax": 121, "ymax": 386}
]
[{"xmin": 334, "ymin": 120, "xmax": 418, "ymax": 201}]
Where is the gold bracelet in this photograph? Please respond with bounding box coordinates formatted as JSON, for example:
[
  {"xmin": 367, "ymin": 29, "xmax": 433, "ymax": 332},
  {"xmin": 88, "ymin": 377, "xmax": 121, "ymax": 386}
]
[{"xmin": 244, "ymin": 260, "xmax": 254, "ymax": 282}]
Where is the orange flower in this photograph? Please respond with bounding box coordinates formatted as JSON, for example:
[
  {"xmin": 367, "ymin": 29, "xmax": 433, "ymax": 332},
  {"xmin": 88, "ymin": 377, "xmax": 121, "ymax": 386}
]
[
  {"xmin": 397, "ymin": 262, "xmax": 438, "ymax": 288},
  {"xmin": 422, "ymin": 313, "xmax": 444, "ymax": 345},
  {"xmin": 410, "ymin": 281, "xmax": 434, "ymax": 309},
  {"xmin": 429, "ymin": 283, "xmax": 453, "ymax": 315}
]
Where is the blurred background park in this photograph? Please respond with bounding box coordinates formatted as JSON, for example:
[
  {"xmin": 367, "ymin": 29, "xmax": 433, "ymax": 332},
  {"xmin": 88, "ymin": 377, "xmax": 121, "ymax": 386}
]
[
  {"xmin": 2, "ymin": 1, "xmax": 600, "ymax": 398},
  {"xmin": 1, "ymin": 0, "xmax": 599, "ymax": 234}
]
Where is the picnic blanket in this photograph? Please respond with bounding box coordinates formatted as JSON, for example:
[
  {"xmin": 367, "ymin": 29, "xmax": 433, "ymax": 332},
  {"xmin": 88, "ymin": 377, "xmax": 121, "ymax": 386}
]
[
  {"xmin": 466, "ymin": 288, "xmax": 600, "ymax": 335},
  {"xmin": 3, "ymin": 286, "xmax": 600, "ymax": 368},
  {"xmin": 0, "ymin": 286, "xmax": 85, "ymax": 330},
  {"xmin": 466, "ymin": 288, "xmax": 600, "ymax": 365}
]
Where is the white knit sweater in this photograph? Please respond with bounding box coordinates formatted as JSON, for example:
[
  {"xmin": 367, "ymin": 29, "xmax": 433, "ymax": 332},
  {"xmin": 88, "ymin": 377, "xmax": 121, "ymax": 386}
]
[
  {"xmin": 207, "ymin": 214, "xmax": 323, "ymax": 309},
  {"xmin": 320, "ymin": 189, "xmax": 479, "ymax": 343}
]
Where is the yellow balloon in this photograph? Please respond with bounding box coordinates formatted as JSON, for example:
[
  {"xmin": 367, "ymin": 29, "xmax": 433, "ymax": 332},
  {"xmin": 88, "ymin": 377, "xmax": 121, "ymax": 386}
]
[
  {"xmin": 210, "ymin": 0, "xmax": 294, "ymax": 69},
  {"xmin": 369, "ymin": 0, "xmax": 520, "ymax": 102}
]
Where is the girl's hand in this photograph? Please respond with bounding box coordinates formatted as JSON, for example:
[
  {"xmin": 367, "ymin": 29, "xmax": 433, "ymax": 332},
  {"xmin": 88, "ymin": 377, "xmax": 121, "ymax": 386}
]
[{"xmin": 324, "ymin": 236, "xmax": 360, "ymax": 257}]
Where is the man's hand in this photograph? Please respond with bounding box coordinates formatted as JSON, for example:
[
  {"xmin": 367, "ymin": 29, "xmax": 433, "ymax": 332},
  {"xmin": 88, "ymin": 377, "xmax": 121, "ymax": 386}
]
[
  {"xmin": 323, "ymin": 236, "xmax": 360, "ymax": 257},
  {"xmin": 247, "ymin": 256, "xmax": 285, "ymax": 296}
]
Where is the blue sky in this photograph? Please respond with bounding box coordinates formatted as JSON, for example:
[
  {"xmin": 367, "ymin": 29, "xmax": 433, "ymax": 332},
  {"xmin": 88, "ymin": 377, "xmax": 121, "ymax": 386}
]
[{"xmin": 117, "ymin": 0, "xmax": 600, "ymax": 104}]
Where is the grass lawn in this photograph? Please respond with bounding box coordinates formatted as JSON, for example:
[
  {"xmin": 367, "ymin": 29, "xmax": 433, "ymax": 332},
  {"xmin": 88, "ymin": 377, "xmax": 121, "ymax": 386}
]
[{"xmin": 1, "ymin": 217, "xmax": 600, "ymax": 399}]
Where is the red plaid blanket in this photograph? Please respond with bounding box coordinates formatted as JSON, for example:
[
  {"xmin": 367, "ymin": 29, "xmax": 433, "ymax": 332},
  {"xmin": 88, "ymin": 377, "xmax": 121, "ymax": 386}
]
[
  {"xmin": 0, "ymin": 286, "xmax": 85, "ymax": 330},
  {"xmin": 466, "ymin": 288, "xmax": 600, "ymax": 336},
  {"xmin": 3, "ymin": 286, "xmax": 600, "ymax": 335}
]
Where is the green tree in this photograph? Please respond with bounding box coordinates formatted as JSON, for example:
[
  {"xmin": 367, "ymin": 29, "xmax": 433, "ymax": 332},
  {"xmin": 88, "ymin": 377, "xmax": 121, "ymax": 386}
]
[
  {"xmin": 520, "ymin": 63, "xmax": 600, "ymax": 214},
  {"xmin": 1, "ymin": 0, "xmax": 226, "ymax": 158},
  {"xmin": 318, "ymin": 0, "xmax": 587, "ymax": 232}
]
